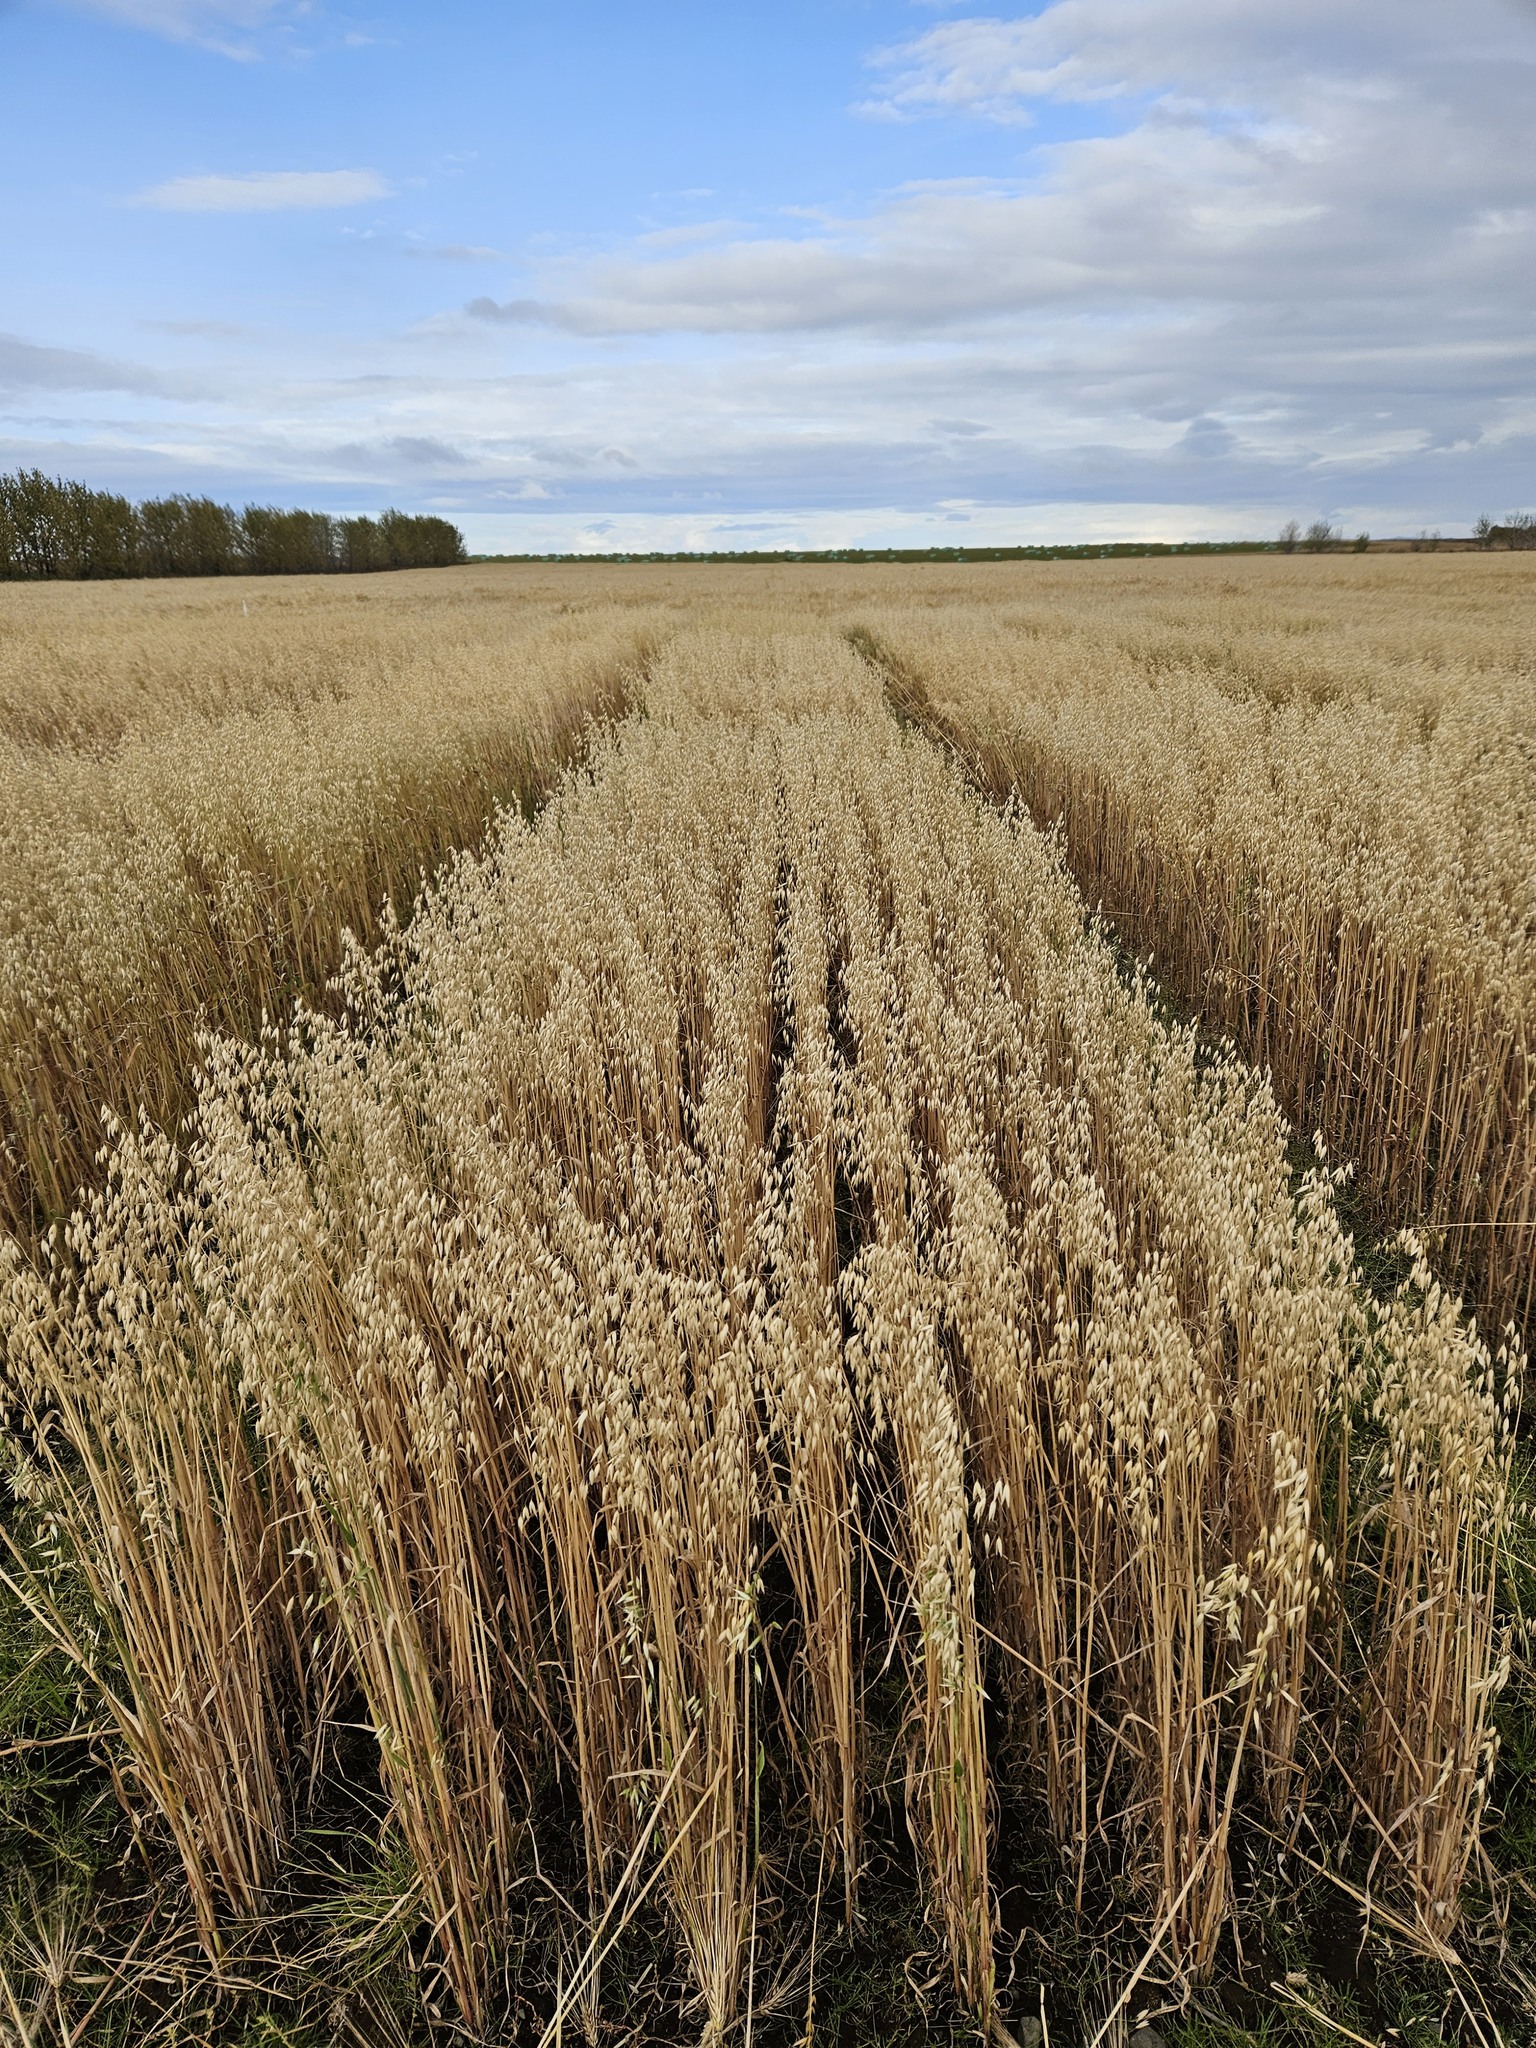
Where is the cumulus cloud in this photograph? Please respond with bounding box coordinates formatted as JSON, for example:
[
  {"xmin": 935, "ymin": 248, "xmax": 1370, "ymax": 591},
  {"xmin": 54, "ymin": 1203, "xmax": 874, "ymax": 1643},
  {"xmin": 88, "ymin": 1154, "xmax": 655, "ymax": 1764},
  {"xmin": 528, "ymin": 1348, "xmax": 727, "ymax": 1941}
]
[
  {"xmin": 19, "ymin": 0, "xmax": 1536, "ymax": 538},
  {"xmin": 430, "ymin": 0, "xmax": 1534, "ymax": 531},
  {"xmin": 857, "ymin": 0, "xmax": 1535, "ymax": 122},
  {"xmin": 460, "ymin": 0, "xmax": 1535, "ymax": 343},
  {"xmin": 134, "ymin": 169, "xmax": 392, "ymax": 211},
  {"xmin": 417, "ymin": 4, "xmax": 1536, "ymax": 528}
]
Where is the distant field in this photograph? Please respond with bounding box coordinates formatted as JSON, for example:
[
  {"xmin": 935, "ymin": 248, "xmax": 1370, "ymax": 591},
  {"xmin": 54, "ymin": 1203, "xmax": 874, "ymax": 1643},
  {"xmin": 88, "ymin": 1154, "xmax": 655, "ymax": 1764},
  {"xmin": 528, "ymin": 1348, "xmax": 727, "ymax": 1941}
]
[{"xmin": 0, "ymin": 556, "xmax": 1530, "ymax": 2048}]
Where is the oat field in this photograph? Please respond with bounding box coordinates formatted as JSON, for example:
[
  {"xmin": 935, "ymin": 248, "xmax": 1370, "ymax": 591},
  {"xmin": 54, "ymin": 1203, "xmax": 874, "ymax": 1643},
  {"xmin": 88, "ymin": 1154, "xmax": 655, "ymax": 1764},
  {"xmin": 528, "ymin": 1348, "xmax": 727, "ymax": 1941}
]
[{"xmin": 0, "ymin": 558, "xmax": 1531, "ymax": 2048}]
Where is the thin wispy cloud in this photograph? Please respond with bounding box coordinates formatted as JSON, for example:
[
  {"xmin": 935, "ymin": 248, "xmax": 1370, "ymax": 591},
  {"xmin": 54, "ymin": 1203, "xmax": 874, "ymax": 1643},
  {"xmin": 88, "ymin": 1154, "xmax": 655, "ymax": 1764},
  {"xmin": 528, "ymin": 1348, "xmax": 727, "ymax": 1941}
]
[
  {"xmin": 404, "ymin": 243, "xmax": 506, "ymax": 262},
  {"xmin": 146, "ymin": 318, "xmax": 252, "ymax": 337},
  {"xmin": 133, "ymin": 169, "xmax": 392, "ymax": 212},
  {"xmin": 0, "ymin": 330, "xmax": 180, "ymax": 396},
  {"xmin": 65, "ymin": 0, "xmax": 301, "ymax": 58},
  {"xmin": 466, "ymin": 297, "xmax": 567, "ymax": 328},
  {"xmin": 326, "ymin": 434, "xmax": 468, "ymax": 472}
]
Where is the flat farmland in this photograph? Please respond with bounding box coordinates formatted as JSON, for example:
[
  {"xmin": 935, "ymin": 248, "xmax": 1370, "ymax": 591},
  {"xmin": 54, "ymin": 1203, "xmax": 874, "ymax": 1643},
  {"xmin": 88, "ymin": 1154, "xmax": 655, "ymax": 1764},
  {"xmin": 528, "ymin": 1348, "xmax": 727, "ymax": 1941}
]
[{"xmin": 0, "ymin": 555, "xmax": 1531, "ymax": 2048}]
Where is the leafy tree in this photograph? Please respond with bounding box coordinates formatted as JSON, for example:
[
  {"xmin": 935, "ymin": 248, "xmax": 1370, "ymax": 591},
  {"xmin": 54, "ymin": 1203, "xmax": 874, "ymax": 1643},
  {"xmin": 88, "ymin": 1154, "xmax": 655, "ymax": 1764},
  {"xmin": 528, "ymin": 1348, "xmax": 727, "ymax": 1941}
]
[
  {"xmin": 139, "ymin": 496, "xmax": 242, "ymax": 576},
  {"xmin": 0, "ymin": 471, "xmax": 68, "ymax": 576},
  {"xmin": 337, "ymin": 514, "xmax": 389, "ymax": 573},
  {"xmin": 379, "ymin": 508, "xmax": 467, "ymax": 568},
  {"xmin": 238, "ymin": 506, "xmax": 337, "ymax": 575},
  {"xmin": 41, "ymin": 480, "xmax": 138, "ymax": 578}
]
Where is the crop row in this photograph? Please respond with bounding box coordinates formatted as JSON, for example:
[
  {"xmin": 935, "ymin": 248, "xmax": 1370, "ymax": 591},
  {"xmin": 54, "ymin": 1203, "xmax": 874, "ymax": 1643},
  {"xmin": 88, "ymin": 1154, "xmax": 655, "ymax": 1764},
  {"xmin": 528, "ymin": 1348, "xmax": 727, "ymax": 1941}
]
[{"xmin": 851, "ymin": 554, "xmax": 1536, "ymax": 1335}]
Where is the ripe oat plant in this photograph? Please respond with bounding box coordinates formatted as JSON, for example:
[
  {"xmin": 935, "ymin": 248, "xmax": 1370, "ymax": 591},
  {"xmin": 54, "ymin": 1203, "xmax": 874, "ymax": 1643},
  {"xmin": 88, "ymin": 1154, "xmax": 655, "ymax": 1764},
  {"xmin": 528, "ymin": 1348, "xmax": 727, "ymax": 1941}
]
[{"xmin": 0, "ymin": 565, "xmax": 1529, "ymax": 2046}]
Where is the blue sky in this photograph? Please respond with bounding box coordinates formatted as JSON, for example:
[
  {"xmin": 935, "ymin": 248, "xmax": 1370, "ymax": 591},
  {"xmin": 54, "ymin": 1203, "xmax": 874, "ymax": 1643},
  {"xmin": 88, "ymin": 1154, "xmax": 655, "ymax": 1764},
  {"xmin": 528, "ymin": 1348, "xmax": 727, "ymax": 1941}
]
[{"xmin": 2, "ymin": 0, "xmax": 1534, "ymax": 549}]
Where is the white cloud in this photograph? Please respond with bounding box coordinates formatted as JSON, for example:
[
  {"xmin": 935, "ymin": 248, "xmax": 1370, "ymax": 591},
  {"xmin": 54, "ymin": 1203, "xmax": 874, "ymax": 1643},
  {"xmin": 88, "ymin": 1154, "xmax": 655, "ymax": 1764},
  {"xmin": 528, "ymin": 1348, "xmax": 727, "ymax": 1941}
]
[
  {"xmin": 456, "ymin": 0, "xmax": 1535, "ymax": 345},
  {"xmin": 133, "ymin": 169, "xmax": 392, "ymax": 212},
  {"xmin": 9, "ymin": 316, "xmax": 1533, "ymax": 542},
  {"xmin": 17, "ymin": 0, "xmax": 1536, "ymax": 537},
  {"xmin": 422, "ymin": 1, "xmax": 1535, "ymax": 532},
  {"xmin": 634, "ymin": 219, "xmax": 749, "ymax": 251},
  {"xmin": 65, "ymin": 0, "xmax": 300, "ymax": 58},
  {"xmin": 858, "ymin": 0, "xmax": 1534, "ymax": 123},
  {"xmin": 404, "ymin": 243, "xmax": 507, "ymax": 263}
]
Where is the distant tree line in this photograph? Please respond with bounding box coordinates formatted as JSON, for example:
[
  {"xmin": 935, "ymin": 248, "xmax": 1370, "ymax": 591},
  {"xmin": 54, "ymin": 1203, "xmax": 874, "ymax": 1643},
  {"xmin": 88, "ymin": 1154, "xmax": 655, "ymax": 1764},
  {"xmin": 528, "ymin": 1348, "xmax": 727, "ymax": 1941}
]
[
  {"xmin": 1473, "ymin": 513, "xmax": 1536, "ymax": 549},
  {"xmin": 474, "ymin": 541, "xmax": 1293, "ymax": 567},
  {"xmin": 1276, "ymin": 520, "xmax": 1370, "ymax": 552},
  {"xmin": 0, "ymin": 470, "xmax": 466, "ymax": 580},
  {"xmin": 1275, "ymin": 513, "xmax": 1536, "ymax": 554}
]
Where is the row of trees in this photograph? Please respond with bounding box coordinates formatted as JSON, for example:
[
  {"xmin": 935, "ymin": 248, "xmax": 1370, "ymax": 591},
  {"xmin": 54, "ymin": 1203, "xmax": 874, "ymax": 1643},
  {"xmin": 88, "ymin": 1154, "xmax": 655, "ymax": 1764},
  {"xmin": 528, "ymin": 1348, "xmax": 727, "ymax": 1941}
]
[
  {"xmin": 1278, "ymin": 513, "xmax": 1536, "ymax": 553},
  {"xmin": 1474, "ymin": 513, "xmax": 1536, "ymax": 549},
  {"xmin": 1277, "ymin": 520, "xmax": 1370, "ymax": 552},
  {"xmin": 0, "ymin": 470, "xmax": 466, "ymax": 580}
]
